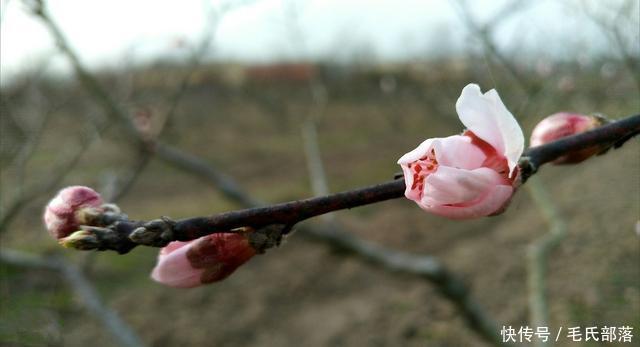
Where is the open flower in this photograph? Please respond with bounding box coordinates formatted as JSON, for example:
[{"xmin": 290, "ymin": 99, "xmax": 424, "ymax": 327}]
[
  {"xmin": 530, "ymin": 112, "xmax": 605, "ymax": 163},
  {"xmin": 397, "ymin": 84, "xmax": 524, "ymax": 219},
  {"xmin": 151, "ymin": 233, "xmax": 256, "ymax": 288},
  {"xmin": 43, "ymin": 186, "xmax": 103, "ymax": 239}
]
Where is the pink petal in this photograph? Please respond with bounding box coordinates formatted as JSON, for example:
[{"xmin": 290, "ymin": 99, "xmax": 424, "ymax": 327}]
[
  {"xmin": 397, "ymin": 135, "xmax": 487, "ymax": 203},
  {"xmin": 432, "ymin": 135, "xmax": 485, "ymax": 169},
  {"xmin": 424, "ymin": 185, "xmax": 514, "ymax": 220},
  {"xmin": 151, "ymin": 234, "xmax": 256, "ymax": 288},
  {"xmin": 455, "ymin": 84, "xmax": 524, "ymax": 175},
  {"xmin": 529, "ymin": 112, "xmax": 599, "ymax": 147},
  {"xmin": 59, "ymin": 186, "xmax": 102, "ymax": 208},
  {"xmin": 398, "ymin": 138, "xmax": 435, "ymax": 201},
  {"xmin": 151, "ymin": 241, "xmax": 203, "ymax": 288},
  {"xmin": 159, "ymin": 240, "xmax": 192, "ymax": 256},
  {"xmin": 421, "ymin": 166, "xmax": 506, "ymax": 206},
  {"xmin": 43, "ymin": 186, "xmax": 103, "ymax": 239}
]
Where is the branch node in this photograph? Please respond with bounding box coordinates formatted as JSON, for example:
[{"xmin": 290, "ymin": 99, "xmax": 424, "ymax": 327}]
[
  {"xmin": 517, "ymin": 156, "xmax": 537, "ymax": 183},
  {"xmin": 247, "ymin": 224, "xmax": 292, "ymax": 253},
  {"xmin": 129, "ymin": 217, "xmax": 176, "ymax": 247}
]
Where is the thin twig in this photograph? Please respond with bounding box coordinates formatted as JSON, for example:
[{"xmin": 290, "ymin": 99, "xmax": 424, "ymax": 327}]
[
  {"xmin": 0, "ymin": 135, "xmax": 96, "ymax": 233},
  {"xmin": 24, "ymin": 0, "xmax": 143, "ymax": 143},
  {"xmin": 0, "ymin": 249, "xmax": 146, "ymax": 347},
  {"xmin": 453, "ymin": 0, "xmax": 536, "ymax": 95},
  {"xmin": 301, "ymin": 102, "xmax": 330, "ymax": 198},
  {"xmin": 578, "ymin": 0, "xmax": 640, "ymax": 92},
  {"xmin": 525, "ymin": 178, "xmax": 567, "ymax": 347},
  {"xmin": 155, "ymin": 143, "xmax": 262, "ymax": 207},
  {"xmin": 301, "ymin": 223, "xmax": 511, "ymax": 346}
]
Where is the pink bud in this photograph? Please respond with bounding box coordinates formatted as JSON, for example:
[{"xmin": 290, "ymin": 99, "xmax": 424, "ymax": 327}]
[
  {"xmin": 151, "ymin": 233, "xmax": 256, "ymax": 288},
  {"xmin": 530, "ymin": 112, "xmax": 605, "ymax": 163},
  {"xmin": 397, "ymin": 84, "xmax": 524, "ymax": 219},
  {"xmin": 43, "ymin": 186, "xmax": 103, "ymax": 239}
]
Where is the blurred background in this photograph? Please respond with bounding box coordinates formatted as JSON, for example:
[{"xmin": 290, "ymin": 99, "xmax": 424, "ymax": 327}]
[{"xmin": 1, "ymin": 0, "xmax": 639, "ymax": 346}]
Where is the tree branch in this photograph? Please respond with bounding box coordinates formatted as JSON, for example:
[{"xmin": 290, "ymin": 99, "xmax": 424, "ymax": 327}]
[
  {"xmin": 300, "ymin": 223, "xmax": 511, "ymax": 346},
  {"xmin": 525, "ymin": 178, "xmax": 567, "ymax": 347},
  {"xmin": 57, "ymin": 113, "xmax": 640, "ymax": 253},
  {"xmin": 0, "ymin": 249, "xmax": 146, "ymax": 347}
]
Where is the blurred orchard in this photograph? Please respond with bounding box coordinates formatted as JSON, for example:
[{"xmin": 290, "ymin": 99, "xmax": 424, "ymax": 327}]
[{"xmin": 1, "ymin": 0, "xmax": 638, "ymax": 346}]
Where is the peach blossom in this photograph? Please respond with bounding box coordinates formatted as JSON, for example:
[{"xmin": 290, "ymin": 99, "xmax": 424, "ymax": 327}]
[
  {"xmin": 530, "ymin": 112, "xmax": 604, "ymax": 163},
  {"xmin": 43, "ymin": 186, "xmax": 103, "ymax": 239},
  {"xmin": 398, "ymin": 84, "xmax": 524, "ymax": 219},
  {"xmin": 151, "ymin": 233, "xmax": 256, "ymax": 288}
]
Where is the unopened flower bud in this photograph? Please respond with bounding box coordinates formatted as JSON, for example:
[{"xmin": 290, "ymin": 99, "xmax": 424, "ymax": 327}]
[
  {"xmin": 530, "ymin": 112, "xmax": 607, "ymax": 164},
  {"xmin": 43, "ymin": 186, "xmax": 103, "ymax": 239},
  {"xmin": 151, "ymin": 233, "xmax": 256, "ymax": 288},
  {"xmin": 58, "ymin": 230, "xmax": 99, "ymax": 250}
]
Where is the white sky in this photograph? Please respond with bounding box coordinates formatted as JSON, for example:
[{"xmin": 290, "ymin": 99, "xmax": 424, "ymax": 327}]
[{"xmin": 0, "ymin": 0, "xmax": 637, "ymax": 83}]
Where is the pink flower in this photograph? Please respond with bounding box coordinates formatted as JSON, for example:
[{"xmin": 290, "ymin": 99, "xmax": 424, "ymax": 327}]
[
  {"xmin": 151, "ymin": 233, "xmax": 256, "ymax": 288},
  {"xmin": 397, "ymin": 84, "xmax": 524, "ymax": 219},
  {"xmin": 43, "ymin": 186, "xmax": 103, "ymax": 239},
  {"xmin": 530, "ymin": 112, "xmax": 604, "ymax": 163}
]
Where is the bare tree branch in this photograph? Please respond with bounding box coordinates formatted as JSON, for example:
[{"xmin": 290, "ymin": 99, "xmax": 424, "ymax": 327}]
[
  {"xmin": 578, "ymin": 0, "xmax": 640, "ymax": 91},
  {"xmin": 52, "ymin": 113, "xmax": 640, "ymax": 253},
  {"xmin": 300, "ymin": 223, "xmax": 512, "ymax": 347},
  {"xmin": 525, "ymin": 178, "xmax": 567, "ymax": 347},
  {"xmin": 452, "ymin": 0, "xmax": 537, "ymax": 95},
  {"xmin": 0, "ymin": 136, "xmax": 96, "ymax": 233},
  {"xmin": 0, "ymin": 249, "xmax": 146, "ymax": 347},
  {"xmin": 301, "ymin": 93, "xmax": 330, "ymax": 199}
]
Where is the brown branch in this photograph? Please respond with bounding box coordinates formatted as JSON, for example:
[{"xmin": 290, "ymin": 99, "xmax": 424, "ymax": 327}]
[{"xmin": 57, "ymin": 113, "xmax": 640, "ymax": 253}]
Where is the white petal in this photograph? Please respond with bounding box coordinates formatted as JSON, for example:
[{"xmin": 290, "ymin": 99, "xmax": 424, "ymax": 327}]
[
  {"xmin": 455, "ymin": 84, "xmax": 524, "ymax": 174},
  {"xmin": 397, "ymin": 138, "xmax": 435, "ymax": 164}
]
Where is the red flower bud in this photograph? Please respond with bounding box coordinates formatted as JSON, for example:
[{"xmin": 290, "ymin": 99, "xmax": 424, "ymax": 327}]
[
  {"xmin": 151, "ymin": 233, "xmax": 256, "ymax": 288},
  {"xmin": 530, "ymin": 112, "xmax": 606, "ymax": 164},
  {"xmin": 43, "ymin": 186, "xmax": 103, "ymax": 239}
]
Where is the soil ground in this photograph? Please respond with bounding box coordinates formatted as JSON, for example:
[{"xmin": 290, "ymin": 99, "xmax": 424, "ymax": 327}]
[{"xmin": 1, "ymin": 62, "xmax": 639, "ymax": 346}]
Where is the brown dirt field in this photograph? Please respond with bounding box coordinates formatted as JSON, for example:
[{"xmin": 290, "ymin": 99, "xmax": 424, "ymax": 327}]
[{"xmin": 1, "ymin": 63, "xmax": 639, "ymax": 346}]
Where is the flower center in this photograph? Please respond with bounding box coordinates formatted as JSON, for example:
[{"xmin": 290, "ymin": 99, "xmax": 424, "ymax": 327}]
[
  {"xmin": 408, "ymin": 148, "xmax": 439, "ymax": 195},
  {"xmin": 463, "ymin": 130, "xmax": 512, "ymax": 180}
]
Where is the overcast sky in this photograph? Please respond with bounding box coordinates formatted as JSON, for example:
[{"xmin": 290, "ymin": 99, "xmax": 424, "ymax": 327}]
[{"xmin": 1, "ymin": 0, "xmax": 637, "ymax": 83}]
